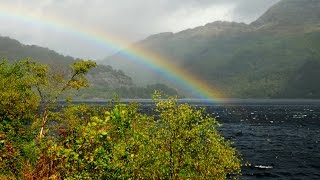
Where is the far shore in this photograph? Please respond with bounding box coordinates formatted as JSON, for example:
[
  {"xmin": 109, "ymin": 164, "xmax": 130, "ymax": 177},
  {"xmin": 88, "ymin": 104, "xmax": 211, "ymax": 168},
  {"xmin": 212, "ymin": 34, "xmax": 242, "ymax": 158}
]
[{"xmin": 57, "ymin": 98, "xmax": 320, "ymax": 105}]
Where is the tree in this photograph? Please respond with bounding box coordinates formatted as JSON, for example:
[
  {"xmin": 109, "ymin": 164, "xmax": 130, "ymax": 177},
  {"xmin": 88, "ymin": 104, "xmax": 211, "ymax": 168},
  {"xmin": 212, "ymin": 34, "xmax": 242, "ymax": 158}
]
[
  {"xmin": 144, "ymin": 93, "xmax": 241, "ymax": 179},
  {"xmin": 0, "ymin": 58, "xmax": 96, "ymax": 177},
  {"xmin": 32, "ymin": 60, "xmax": 96, "ymax": 139},
  {"xmin": 0, "ymin": 59, "xmax": 41, "ymax": 176}
]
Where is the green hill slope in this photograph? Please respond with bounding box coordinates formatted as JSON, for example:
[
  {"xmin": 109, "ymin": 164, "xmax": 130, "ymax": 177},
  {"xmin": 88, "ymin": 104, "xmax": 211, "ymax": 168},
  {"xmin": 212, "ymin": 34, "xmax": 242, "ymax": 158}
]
[{"xmin": 104, "ymin": 0, "xmax": 320, "ymax": 98}]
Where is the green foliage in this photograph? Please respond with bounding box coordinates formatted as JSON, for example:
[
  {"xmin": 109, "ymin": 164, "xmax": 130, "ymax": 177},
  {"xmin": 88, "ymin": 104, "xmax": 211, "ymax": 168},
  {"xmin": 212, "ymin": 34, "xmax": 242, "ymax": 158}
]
[
  {"xmin": 33, "ymin": 59, "xmax": 96, "ymax": 139},
  {"xmin": 0, "ymin": 58, "xmax": 96, "ymax": 177},
  {"xmin": 147, "ymin": 93, "xmax": 241, "ymax": 179},
  {"xmin": 41, "ymin": 94, "xmax": 240, "ymax": 179},
  {"xmin": 51, "ymin": 103, "xmax": 148, "ymax": 179},
  {"xmin": 0, "ymin": 59, "xmax": 240, "ymax": 179},
  {"xmin": 0, "ymin": 59, "xmax": 40, "ymax": 123},
  {"xmin": 0, "ymin": 59, "xmax": 41, "ymax": 177}
]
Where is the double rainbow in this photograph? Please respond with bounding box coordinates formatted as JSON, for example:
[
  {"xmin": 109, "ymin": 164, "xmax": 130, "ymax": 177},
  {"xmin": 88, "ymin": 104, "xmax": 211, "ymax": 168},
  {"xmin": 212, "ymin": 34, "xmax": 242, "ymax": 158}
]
[{"xmin": 0, "ymin": 3, "xmax": 223, "ymax": 100}]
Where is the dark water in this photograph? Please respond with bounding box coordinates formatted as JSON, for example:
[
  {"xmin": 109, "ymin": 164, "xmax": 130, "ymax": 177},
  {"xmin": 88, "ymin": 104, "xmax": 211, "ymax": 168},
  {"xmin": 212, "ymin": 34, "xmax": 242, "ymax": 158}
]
[
  {"xmin": 210, "ymin": 104, "xmax": 320, "ymax": 179},
  {"xmin": 69, "ymin": 99, "xmax": 320, "ymax": 179}
]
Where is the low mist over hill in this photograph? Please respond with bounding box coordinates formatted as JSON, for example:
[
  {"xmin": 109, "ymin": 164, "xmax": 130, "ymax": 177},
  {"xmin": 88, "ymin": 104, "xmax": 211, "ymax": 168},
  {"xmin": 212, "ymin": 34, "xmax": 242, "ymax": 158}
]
[{"xmin": 104, "ymin": 0, "xmax": 320, "ymax": 98}]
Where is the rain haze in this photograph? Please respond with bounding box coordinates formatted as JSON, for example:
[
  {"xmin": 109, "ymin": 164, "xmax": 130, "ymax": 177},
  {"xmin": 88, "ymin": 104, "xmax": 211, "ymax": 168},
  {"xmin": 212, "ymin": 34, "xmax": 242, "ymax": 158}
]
[{"xmin": 0, "ymin": 0, "xmax": 280, "ymax": 59}]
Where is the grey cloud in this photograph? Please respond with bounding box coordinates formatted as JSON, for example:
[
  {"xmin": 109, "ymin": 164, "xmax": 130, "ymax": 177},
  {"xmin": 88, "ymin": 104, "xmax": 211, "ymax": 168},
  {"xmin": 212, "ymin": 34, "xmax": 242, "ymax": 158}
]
[{"xmin": 0, "ymin": 0, "xmax": 280, "ymax": 59}]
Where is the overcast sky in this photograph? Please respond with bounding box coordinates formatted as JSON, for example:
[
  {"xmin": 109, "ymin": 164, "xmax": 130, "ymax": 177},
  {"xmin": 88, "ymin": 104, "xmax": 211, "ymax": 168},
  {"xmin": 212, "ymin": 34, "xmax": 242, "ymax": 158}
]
[{"xmin": 0, "ymin": 0, "xmax": 280, "ymax": 60}]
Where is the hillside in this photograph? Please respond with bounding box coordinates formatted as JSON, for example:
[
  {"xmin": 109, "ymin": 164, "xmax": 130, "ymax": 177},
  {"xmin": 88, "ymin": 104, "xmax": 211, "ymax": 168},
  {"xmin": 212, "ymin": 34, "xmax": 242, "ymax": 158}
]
[
  {"xmin": 0, "ymin": 36, "xmax": 75, "ymax": 65},
  {"xmin": 0, "ymin": 36, "xmax": 179, "ymax": 98},
  {"xmin": 104, "ymin": 0, "xmax": 320, "ymax": 98},
  {"xmin": 252, "ymin": 0, "xmax": 320, "ymax": 31},
  {"xmin": 105, "ymin": 21, "xmax": 253, "ymax": 85},
  {"xmin": 0, "ymin": 36, "xmax": 134, "ymax": 88}
]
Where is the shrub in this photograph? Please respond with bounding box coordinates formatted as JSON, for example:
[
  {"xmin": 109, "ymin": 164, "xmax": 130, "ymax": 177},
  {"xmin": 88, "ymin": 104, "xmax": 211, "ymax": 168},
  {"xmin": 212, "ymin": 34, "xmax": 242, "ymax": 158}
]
[{"xmin": 48, "ymin": 94, "xmax": 241, "ymax": 179}]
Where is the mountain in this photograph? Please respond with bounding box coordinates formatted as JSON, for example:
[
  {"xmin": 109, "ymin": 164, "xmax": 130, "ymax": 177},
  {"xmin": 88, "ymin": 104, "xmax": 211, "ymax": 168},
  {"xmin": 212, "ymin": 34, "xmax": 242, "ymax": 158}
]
[
  {"xmin": 0, "ymin": 36, "xmax": 75, "ymax": 65},
  {"xmin": 103, "ymin": 0, "xmax": 320, "ymax": 98},
  {"xmin": 252, "ymin": 0, "xmax": 320, "ymax": 31},
  {"xmin": 104, "ymin": 21, "xmax": 253, "ymax": 85},
  {"xmin": 0, "ymin": 36, "xmax": 179, "ymax": 98}
]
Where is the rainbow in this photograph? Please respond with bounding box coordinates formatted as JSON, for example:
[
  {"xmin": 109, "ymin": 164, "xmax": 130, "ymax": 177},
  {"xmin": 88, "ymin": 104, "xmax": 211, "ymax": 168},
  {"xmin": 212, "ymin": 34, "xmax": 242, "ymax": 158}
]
[{"xmin": 0, "ymin": 3, "xmax": 224, "ymax": 100}]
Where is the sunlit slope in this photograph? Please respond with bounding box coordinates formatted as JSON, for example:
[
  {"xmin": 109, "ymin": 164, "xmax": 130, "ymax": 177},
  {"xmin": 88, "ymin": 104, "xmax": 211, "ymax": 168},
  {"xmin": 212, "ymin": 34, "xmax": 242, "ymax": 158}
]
[{"xmin": 104, "ymin": 0, "xmax": 320, "ymax": 98}]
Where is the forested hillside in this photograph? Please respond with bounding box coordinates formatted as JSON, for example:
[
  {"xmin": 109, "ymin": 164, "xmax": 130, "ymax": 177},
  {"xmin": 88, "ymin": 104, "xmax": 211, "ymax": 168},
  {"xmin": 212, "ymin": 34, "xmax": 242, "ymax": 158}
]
[{"xmin": 104, "ymin": 0, "xmax": 320, "ymax": 98}]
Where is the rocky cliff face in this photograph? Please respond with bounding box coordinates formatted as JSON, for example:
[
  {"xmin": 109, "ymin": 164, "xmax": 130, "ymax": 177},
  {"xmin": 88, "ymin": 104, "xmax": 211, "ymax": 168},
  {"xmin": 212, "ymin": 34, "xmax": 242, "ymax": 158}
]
[{"xmin": 87, "ymin": 64, "xmax": 133, "ymax": 89}]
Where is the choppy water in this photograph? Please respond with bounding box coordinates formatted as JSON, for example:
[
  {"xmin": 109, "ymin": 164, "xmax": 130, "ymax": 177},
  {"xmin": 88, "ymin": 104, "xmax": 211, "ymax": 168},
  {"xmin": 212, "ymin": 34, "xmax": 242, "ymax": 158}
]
[
  {"xmin": 68, "ymin": 99, "xmax": 320, "ymax": 179},
  {"xmin": 210, "ymin": 104, "xmax": 320, "ymax": 179}
]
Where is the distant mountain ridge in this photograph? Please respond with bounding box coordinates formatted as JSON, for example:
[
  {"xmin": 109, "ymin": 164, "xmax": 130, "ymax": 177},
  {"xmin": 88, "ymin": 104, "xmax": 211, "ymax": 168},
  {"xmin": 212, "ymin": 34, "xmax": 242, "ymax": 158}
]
[
  {"xmin": 252, "ymin": 0, "xmax": 320, "ymax": 30},
  {"xmin": 104, "ymin": 0, "xmax": 320, "ymax": 98}
]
